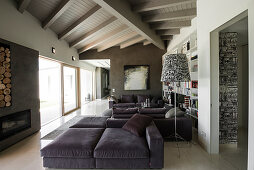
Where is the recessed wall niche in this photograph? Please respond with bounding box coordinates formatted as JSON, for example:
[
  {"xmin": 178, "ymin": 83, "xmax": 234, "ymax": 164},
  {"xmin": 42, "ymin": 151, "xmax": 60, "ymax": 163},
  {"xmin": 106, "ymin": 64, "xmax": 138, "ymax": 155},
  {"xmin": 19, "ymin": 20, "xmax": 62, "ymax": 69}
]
[{"xmin": 0, "ymin": 43, "xmax": 11, "ymax": 108}]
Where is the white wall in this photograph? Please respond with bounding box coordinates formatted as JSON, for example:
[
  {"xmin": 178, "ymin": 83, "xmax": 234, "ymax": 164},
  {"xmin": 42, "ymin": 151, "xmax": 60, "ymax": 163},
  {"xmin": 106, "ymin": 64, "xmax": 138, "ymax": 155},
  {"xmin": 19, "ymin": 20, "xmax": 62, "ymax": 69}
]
[
  {"xmin": 0, "ymin": 0, "xmax": 95, "ymax": 71},
  {"xmin": 197, "ymin": 0, "xmax": 254, "ymax": 170}
]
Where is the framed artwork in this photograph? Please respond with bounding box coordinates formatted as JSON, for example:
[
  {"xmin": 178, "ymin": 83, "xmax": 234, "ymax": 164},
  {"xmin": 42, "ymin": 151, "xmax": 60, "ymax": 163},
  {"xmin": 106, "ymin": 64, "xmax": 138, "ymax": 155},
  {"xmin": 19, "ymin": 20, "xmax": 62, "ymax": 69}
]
[{"xmin": 124, "ymin": 65, "xmax": 149, "ymax": 90}]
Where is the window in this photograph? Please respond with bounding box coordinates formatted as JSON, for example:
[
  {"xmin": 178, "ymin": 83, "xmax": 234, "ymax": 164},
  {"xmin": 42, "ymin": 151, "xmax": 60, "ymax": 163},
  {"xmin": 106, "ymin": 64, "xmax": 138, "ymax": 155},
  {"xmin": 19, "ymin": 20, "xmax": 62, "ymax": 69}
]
[
  {"xmin": 63, "ymin": 66, "xmax": 78, "ymax": 113},
  {"xmin": 39, "ymin": 57, "xmax": 61, "ymax": 125}
]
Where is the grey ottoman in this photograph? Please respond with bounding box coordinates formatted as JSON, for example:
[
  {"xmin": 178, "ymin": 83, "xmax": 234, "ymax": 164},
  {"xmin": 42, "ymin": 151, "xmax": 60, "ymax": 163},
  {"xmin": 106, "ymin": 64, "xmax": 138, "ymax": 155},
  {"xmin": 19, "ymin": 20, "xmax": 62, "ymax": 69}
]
[
  {"xmin": 70, "ymin": 117, "xmax": 108, "ymax": 128},
  {"xmin": 41, "ymin": 128, "xmax": 104, "ymax": 169}
]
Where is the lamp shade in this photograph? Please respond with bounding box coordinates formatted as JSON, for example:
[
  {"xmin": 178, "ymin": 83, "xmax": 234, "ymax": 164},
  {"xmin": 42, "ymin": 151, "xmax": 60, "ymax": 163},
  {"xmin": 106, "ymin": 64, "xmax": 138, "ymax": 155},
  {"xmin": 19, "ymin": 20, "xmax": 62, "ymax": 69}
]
[{"xmin": 161, "ymin": 54, "xmax": 190, "ymax": 82}]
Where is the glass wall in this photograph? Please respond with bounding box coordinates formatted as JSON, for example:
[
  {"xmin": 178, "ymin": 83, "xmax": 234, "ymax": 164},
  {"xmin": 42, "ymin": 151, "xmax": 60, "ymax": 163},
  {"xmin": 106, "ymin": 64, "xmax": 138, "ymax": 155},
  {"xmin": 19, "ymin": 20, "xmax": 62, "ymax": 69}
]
[
  {"xmin": 63, "ymin": 66, "xmax": 77, "ymax": 113},
  {"xmin": 39, "ymin": 57, "xmax": 94, "ymax": 125},
  {"xmin": 81, "ymin": 69, "xmax": 93, "ymax": 104},
  {"xmin": 39, "ymin": 58, "xmax": 61, "ymax": 125}
]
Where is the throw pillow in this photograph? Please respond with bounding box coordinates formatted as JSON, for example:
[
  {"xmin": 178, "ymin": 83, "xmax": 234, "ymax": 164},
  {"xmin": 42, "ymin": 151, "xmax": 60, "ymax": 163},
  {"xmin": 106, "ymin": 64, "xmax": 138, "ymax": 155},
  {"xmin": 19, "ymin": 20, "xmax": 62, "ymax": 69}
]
[
  {"xmin": 151, "ymin": 96, "xmax": 159, "ymax": 103},
  {"xmin": 165, "ymin": 107, "xmax": 185, "ymax": 118},
  {"xmin": 137, "ymin": 95, "xmax": 149, "ymax": 103},
  {"xmin": 121, "ymin": 95, "xmax": 134, "ymax": 103},
  {"xmin": 122, "ymin": 114, "xmax": 153, "ymax": 136}
]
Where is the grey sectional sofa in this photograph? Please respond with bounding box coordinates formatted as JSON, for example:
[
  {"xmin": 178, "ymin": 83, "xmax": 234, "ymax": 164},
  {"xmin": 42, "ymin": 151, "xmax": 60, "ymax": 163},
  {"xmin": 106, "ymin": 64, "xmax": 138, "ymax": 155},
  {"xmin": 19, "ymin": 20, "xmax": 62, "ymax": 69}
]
[{"xmin": 41, "ymin": 120, "xmax": 164, "ymax": 169}]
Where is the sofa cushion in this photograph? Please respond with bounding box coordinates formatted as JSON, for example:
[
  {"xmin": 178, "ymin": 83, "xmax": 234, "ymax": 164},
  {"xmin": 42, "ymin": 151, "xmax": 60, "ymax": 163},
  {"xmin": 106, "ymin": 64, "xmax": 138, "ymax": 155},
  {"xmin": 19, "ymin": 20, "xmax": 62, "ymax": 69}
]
[
  {"xmin": 137, "ymin": 95, "xmax": 149, "ymax": 103},
  {"xmin": 139, "ymin": 108, "xmax": 166, "ymax": 115},
  {"xmin": 41, "ymin": 128, "xmax": 104, "ymax": 158},
  {"xmin": 112, "ymin": 113, "xmax": 135, "ymax": 118},
  {"xmin": 121, "ymin": 95, "xmax": 134, "ymax": 103},
  {"xmin": 122, "ymin": 114, "xmax": 153, "ymax": 136},
  {"xmin": 113, "ymin": 103, "xmax": 136, "ymax": 108},
  {"xmin": 94, "ymin": 128, "xmax": 149, "ymax": 158},
  {"xmin": 142, "ymin": 114, "xmax": 165, "ymax": 118},
  {"xmin": 113, "ymin": 108, "xmax": 138, "ymax": 114},
  {"xmin": 106, "ymin": 119, "xmax": 128, "ymax": 128},
  {"xmin": 69, "ymin": 117, "xmax": 108, "ymax": 128},
  {"xmin": 136, "ymin": 103, "xmax": 159, "ymax": 108}
]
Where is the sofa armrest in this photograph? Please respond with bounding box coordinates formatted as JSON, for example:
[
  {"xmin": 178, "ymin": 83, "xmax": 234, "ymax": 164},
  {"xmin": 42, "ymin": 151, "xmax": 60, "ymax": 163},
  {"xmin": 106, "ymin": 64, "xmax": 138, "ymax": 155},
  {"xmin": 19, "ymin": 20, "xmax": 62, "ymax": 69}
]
[
  {"xmin": 109, "ymin": 100, "xmax": 115, "ymax": 109},
  {"xmin": 146, "ymin": 122, "xmax": 164, "ymax": 168},
  {"xmin": 176, "ymin": 117, "xmax": 192, "ymax": 141}
]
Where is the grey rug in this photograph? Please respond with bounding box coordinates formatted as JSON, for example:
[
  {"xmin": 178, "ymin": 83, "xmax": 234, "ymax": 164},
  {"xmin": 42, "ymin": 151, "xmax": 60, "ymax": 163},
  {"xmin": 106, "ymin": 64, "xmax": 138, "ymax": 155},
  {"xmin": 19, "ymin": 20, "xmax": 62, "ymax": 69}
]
[{"xmin": 41, "ymin": 116, "xmax": 85, "ymax": 140}]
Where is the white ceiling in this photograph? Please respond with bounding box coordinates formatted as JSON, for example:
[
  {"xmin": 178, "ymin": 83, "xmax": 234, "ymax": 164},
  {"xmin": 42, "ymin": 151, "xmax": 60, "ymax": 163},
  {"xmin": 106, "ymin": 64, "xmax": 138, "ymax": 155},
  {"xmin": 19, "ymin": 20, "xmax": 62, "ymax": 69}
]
[
  {"xmin": 82, "ymin": 59, "xmax": 110, "ymax": 69},
  {"xmin": 17, "ymin": 0, "xmax": 197, "ymax": 52}
]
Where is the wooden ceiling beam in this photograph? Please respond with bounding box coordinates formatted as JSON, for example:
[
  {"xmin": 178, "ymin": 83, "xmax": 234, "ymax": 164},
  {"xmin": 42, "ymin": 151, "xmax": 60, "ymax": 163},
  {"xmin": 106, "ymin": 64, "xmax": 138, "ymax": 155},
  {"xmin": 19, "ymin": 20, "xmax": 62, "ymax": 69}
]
[
  {"xmin": 133, "ymin": 0, "xmax": 196, "ymax": 13},
  {"xmin": 150, "ymin": 20, "xmax": 191, "ymax": 29},
  {"xmin": 92, "ymin": 0, "xmax": 165, "ymax": 50},
  {"xmin": 161, "ymin": 35, "xmax": 173, "ymax": 40},
  {"xmin": 58, "ymin": 5, "xmax": 101, "ymax": 40},
  {"xmin": 70, "ymin": 17, "xmax": 117, "ymax": 48},
  {"xmin": 120, "ymin": 36, "xmax": 146, "ymax": 49},
  {"xmin": 42, "ymin": 0, "xmax": 73, "ymax": 29},
  {"xmin": 143, "ymin": 8, "xmax": 196, "ymax": 22},
  {"xmin": 17, "ymin": 0, "xmax": 32, "ymax": 13},
  {"xmin": 143, "ymin": 40, "xmax": 151, "ymax": 45},
  {"xmin": 78, "ymin": 25, "xmax": 128, "ymax": 54},
  {"xmin": 97, "ymin": 32, "xmax": 137, "ymax": 52},
  {"xmin": 156, "ymin": 29, "xmax": 180, "ymax": 35}
]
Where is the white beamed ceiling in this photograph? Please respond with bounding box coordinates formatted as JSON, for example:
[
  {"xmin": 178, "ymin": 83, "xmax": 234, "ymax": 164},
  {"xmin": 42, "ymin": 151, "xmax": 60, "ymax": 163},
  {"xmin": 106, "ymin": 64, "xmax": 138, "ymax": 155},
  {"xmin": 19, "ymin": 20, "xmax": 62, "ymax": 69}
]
[{"xmin": 19, "ymin": 0, "xmax": 196, "ymax": 53}]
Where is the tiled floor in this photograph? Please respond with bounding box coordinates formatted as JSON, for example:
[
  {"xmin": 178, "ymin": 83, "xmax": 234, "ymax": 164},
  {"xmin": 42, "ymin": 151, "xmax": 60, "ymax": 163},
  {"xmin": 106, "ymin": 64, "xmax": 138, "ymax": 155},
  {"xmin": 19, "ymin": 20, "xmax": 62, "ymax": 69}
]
[{"xmin": 0, "ymin": 100, "xmax": 247, "ymax": 170}]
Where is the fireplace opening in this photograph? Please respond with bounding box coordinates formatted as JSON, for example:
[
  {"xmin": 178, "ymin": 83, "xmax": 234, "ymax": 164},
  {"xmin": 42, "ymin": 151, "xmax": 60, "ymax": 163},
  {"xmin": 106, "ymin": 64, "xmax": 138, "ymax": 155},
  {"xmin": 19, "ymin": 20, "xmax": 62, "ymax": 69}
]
[{"xmin": 0, "ymin": 110, "xmax": 31, "ymax": 141}]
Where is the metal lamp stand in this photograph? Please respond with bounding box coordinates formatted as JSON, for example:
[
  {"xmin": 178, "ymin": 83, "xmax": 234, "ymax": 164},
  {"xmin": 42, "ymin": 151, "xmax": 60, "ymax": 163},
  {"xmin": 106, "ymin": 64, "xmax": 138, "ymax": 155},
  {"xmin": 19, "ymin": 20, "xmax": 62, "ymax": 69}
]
[
  {"xmin": 167, "ymin": 83, "xmax": 186, "ymax": 141},
  {"xmin": 166, "ymin": 83, "xmax": 189, "ymax": 158}
]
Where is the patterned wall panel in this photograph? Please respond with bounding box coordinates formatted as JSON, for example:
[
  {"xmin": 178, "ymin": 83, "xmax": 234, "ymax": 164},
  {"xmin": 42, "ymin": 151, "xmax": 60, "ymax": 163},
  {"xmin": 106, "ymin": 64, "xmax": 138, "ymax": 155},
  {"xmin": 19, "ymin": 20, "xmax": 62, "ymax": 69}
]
[{"xmin": 219, "ymin": 32, "xmax": 238, "ymax": 144}]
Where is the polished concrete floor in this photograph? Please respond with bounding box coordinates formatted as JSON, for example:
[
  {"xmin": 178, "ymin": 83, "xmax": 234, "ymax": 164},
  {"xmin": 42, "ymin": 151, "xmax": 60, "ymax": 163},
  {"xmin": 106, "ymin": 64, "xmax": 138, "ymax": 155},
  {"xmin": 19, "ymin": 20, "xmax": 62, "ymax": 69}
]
[{"xmin": 0, "ymin": 100, "xmax": 247, "ymax": 170}]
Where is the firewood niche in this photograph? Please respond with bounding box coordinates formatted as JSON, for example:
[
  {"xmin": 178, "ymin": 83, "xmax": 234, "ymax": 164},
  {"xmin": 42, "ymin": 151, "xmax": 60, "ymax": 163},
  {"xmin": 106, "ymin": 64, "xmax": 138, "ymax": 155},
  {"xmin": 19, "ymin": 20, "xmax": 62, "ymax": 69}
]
[{"xmin": 0, "ymin": 43, "xmax": 11, "ymax": 107}]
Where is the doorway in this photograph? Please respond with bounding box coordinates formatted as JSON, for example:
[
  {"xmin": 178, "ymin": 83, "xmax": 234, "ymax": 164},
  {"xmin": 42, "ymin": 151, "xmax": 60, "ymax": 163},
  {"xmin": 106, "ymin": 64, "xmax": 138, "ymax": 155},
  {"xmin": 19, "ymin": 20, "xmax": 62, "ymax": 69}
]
[
  {"xmin": 210, "ymin": 11, "xmax": 248, "ymax": 170},
  {"xmin": 80, "ymin": 69, "xmax": 93, "ymax": 104}
]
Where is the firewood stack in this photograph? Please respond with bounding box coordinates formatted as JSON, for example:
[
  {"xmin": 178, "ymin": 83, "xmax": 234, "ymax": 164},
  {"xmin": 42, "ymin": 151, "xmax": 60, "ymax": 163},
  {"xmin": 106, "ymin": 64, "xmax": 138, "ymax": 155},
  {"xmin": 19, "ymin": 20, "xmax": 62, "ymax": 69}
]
[{"xmin": 0, "ymin": 45, "xmax": 11, "ymax": 107}]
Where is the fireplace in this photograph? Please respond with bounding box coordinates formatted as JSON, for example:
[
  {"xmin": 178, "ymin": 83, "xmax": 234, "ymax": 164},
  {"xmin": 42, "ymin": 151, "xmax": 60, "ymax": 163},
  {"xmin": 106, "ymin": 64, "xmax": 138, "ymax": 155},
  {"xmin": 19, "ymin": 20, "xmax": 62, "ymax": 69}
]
[{"xmin": 0, "ymin": 110, "xmax": 31, "ymax": 141}]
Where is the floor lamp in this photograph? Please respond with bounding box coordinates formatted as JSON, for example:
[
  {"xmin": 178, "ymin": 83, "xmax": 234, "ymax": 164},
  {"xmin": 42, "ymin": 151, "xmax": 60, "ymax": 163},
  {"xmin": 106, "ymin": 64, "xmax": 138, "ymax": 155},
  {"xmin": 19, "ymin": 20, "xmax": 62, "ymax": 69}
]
[{"xmin": 161, "ymin": 54, "xmax": 190, "ymax": 141}]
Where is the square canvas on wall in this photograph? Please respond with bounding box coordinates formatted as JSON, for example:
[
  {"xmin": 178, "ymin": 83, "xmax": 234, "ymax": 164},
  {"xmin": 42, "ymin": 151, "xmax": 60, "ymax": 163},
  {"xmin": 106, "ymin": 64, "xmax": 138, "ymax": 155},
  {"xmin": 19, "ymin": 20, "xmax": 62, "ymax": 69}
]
[{"xmin": 124, "ymin": 65, "xmax": 149, "ymax": 90}]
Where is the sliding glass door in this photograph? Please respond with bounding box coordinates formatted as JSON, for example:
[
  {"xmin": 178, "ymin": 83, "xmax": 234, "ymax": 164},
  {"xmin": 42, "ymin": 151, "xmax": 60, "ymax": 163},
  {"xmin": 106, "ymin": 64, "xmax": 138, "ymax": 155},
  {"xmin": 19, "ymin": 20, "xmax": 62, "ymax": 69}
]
[
  {"xmin": 39, "ymin": 58, "xmax": 62, "ymax": 125},
  {"xmin": 80, "ymin": 69, "xmax": 93, "ymax": 104},
  {"xmin": 39, "ymin": 57, "xmax": 92, "ymax": 124},
  {"xmin": 63, "ymin": 66, "xmax": 78, "ymax": 113}
]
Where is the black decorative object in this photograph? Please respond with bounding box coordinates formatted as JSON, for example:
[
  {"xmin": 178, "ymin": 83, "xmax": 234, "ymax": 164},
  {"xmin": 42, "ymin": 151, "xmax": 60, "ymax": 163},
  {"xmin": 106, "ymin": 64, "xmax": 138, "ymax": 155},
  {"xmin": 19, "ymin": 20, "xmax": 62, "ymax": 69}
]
[
  {"xmin": 52, "ymin": 47, "xmax": 56, "ymax": 54},
  {"xmin": 219, "ymin": 32, "xmax": 238, "ymax": 144},
  {"xmin": 124, "ymin": 65, "xmax": 149, "ymax": 90}
]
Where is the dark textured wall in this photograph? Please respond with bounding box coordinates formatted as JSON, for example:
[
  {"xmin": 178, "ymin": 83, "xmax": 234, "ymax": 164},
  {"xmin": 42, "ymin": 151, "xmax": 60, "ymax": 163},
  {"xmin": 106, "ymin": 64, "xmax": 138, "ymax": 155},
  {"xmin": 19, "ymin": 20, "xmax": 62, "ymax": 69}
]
[
  {"xmin": 80, "ymin": 43, "xmax": 166, "ymax": 98},
  {"xmin": 0, "ymin": 38, "xmax": 40, "ymax": 151}
]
